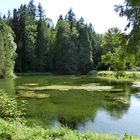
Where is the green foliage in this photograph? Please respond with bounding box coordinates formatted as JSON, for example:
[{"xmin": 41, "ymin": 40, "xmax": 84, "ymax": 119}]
[
  {"xmin": 115, "ymin": 0, "xmax": 140, "ymax": 69},
  {"xmin": 87, "ymin": 70, "xmax": 98, "ymax": 76},
  {"xmin": 66, "ymin": 8, "xmax": 76, "ymax": 31},
  {"xmin": 6, "ymin": 4, "xmax": 97, "ymax": 75},
  {"xmin": 13, "ymin": 4, "xmax": 32, "ymax": 72},
  {"xmin": 54, "ymin": 18, "xmax": 78, "ymax": 74},
  {"xmin": 1, "ymin": 0, "xmax": 140, "ymax": 77},
  {"xmin": 11, "ymin": 1, "xmax": 53, "ymax": 73},
  {"xmin": 0, "ymin": 33, "xmax": 5, "ymax": 78},
  {"xmin": 0, "ymin": 119, "xmax": 139, "ymax": 140},
  {"xmin": 23, "ymin": 24, "xmax": 36, "ymax": 72},
  {"xmin": 87, "ymin": 24, "xmax": 97, "ymax": 68},
  {"xmin": 77, "ymin": 24, "xmax": 93, "ymax": 74},
  {"xmin": 92, "ymin": 34, "xmax": 103, "ymax": 69},
  {"xmin": 0, "ymin": 90, "xmax": 26, "ymax": 123},
  {"xmin": 28, "ymin": 0, "xmax": 36, "ymax": 21},
  {"xmin": 101, "ymin": 28, "xmax": 136, "ymax": 77},
  {"xmin": 0, "ymin": 20, "xmax": 16, "ymax": 78},
  {"xmin": 98, "ymin": 71, "xmax": 140, "ymax": 81},
  {"xmin": 35, "ymin": 20, "xmax": 49, "ymax": 72}
]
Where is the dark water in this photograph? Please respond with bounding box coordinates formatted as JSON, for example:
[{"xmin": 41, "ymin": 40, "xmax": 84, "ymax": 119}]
[{"xmin": 0, "ymin": 76, "xmax": 140, "ymax": 136}]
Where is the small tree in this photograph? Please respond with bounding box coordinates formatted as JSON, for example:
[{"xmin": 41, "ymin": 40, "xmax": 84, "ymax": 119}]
[{"xmin": 0, "ymin": 20, "xmax": 16, "ymax": 78}]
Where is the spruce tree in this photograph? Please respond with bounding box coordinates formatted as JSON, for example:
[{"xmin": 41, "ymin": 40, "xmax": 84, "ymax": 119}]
[
  {"xmin": 15, "ymin": 5, "xmax": 31, "ymax": 72},
  {"xmin": 12, "ymin": 3, "xmax": 37, "ymax": 72},
  {"xmin": 35, "ymin": 3, "xmax": 49, "ymax": 72},
  {"xmin": 77, "ymin": 23, "xmax": 93, "ymax": 74},
  {"xmin": 54, "ymin": 18, "xmax": 78, "ymax": 74},
  {"xmin": 28, "ymin": 0, "xmax": 36, "ymax": 21},
  {"xmin": 66, "ymin": 8, "xmax": 76, "ymax": 31}
]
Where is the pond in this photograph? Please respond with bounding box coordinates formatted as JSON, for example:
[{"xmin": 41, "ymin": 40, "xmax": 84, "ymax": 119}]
[{"xmin": 0, "ymin": 75, "xmax": 140, "ymax": 136}]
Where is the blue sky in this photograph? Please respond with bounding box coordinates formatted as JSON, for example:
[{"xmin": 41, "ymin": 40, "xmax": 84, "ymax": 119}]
[{"xmin": 0, "ymin": 0, "xmax": 128, "ymax": 33}]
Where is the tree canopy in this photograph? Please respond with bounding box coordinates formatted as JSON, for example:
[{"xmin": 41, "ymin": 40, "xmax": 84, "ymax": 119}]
[
  {"xmin": 0, "ymin": 20, "xmax": 16, "ymax": 78},
  {"xmin": 1, "ymin": 0, "xmax": 140, "ymax": 78}
]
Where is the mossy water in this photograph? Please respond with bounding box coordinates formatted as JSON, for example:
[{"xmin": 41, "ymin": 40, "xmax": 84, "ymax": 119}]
[{"xmin": 0, "ymin": 76, "xmax": 140, "ymax": 137}]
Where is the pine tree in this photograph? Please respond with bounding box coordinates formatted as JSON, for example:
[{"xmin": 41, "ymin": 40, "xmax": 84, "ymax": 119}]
[
  {"xmin": 54, "ymin": 18, "xmax": 78, "ymax": 74},
  {"xmin": 87, "ymin": 23, "xmax": 98, "ymax": 69},
  {"xmin": 77, "ymin": 23, "xmax": 93, "ymax": 74},
  {"xmin": 23, "ymin": 24, "xmax": 36, "ymax": 72},
  {"xmin": 28, "ymin": 0, "xmax": 36, "ymax": 21},
  {"xmin": 35, "ymin": 3, "xmax": 49, "ymax": 72},
  {"xmin": 66, "ymin": 8, "xmax": 76, "ymax": 31},
  {"xmin": 14, "ymin": 5, "xmax": 31, "ymax": 72},
  {"xmin": 12, "ymin": 4, "xmax": 37, "ymax": 72}
]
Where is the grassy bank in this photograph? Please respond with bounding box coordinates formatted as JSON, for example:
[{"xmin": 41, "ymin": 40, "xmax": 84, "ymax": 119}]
[
  {"xmin": 0, "ymin": 119, "xmax": 139, "ymax": 140},
  {"xmin": 98, "ymin": 71, "xmax": 140, "ymax": 82},
  {"xmin": 16, "ymin": 71, "xmax": 140, "ymax": 82}
]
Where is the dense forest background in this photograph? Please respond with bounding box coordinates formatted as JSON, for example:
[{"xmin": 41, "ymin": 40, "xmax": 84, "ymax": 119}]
[{"xmin": 0, "ymin": 0, "xmax": 140, "ymax": 78}]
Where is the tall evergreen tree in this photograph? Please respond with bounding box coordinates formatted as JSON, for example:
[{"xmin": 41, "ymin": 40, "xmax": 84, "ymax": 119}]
[
  {"xmin": 28, "ymin": 0, "xmax": 36, "ymax": 21},
  {"xmin": 66, "ymin": 9, "xmax": 76, "ymax": 31},
  {"xmin": 35, "ymin": 3, "xmax": 49, "ymax": 72},
  {"xmin": 14, "ymin": 4, "xmax": 31, "ymax": 72},
  {"xmin": 1, "ymin": 2, "xmax": 103, "ymax": 75},
  {"xmin": 23, "ymin": 24, "xmax": 36, "ymax": 72},
  {"xmin": 77, "ymin": 23, "xmax": 93, "ymax": 74},
  {"xmin": 54, "ymin": 18, "xmax": 78, "ymax": 74},
  {"xmin": 12, "ymin": 3, "xmax": 37, "ymax": 72},
  {"xmin": 12, "ymin": 9, "xmax": 20, "ymax": 44},
  {"xmin": 92, "ymin": 34, "xmax": 103, "ymax": 70},
  {"xmin": 37, "ymin": 3, "xmax": 45, "ymax": 20},
  {"xmin": 87, "ymin": 23, "xmax": 97, "ymax": 69}
]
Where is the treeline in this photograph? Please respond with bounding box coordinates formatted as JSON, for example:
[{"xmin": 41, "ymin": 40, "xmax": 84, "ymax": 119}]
[
  {"xmin": 0, "ymin": 0, "xmax": 140, "ymax": 78},
  {"xmin": 2, "ymin": 0, "xmax": 97, "ymax": 75}
]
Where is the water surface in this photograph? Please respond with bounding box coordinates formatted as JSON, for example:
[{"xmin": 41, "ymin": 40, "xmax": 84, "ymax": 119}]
[{"xmin": 0, "ymin": 76, "xmax": 140, "ymax": 136}]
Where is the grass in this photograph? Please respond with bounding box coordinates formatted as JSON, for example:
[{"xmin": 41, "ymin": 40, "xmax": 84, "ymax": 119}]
[
  {"xmin": 0, "ymin": 78, "xmax": 140, "ymax": 139},
  {"xmin": 14, "ymin": 75, "xmax": 131, "ymax": 128},
  {"xmin": 0, "ymin": 118, "xmax": 140, "ymax": 140},
  {"xmin": 17, "ymin": 90, "xmax": 50, "ymax": 99},
  {"xmin": 98, "ymin": 71, "xmax": 140, "ymax": 82},
  {"xmin": 22, "ymin": 89, "xmax": 130, "ymax": 129},
  {"xmin": 16, "ymin": 83, "xmax": 113, "ymax": 91},
  {"xmin": 15, "ymin": 75, "xmax": 105, "ymax": 87},
  {"xmin": 16, "ymin": 72, "xmax": 53, "ymax": 76}
]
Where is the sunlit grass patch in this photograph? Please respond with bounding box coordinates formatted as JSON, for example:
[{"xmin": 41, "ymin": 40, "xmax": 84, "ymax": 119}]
[
  {"xmin": 16, "ymin": 85, "xmax": 113, "ymax": 91},
  {"xmin": 17, "ymin": 90, "xmax": 49, "ymax": 99},
  {"xmin": 24, "ymin": 83, "xmax": 39, "ymax": 87},
  {"xmin": 17, "ymin": 84, "xmax": 114, "ymax": 92},
  {"xmin": 98, "ymin": 71, "xmax": 140, "ymax": 82}
]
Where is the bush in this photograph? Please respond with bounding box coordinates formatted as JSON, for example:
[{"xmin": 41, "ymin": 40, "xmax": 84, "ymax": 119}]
[
  {"xmin": 0, "ymin": 119, "xmax": 139, "ymax": 140},
  {"xmin": 87, "ymin": 70, "xmax": 98, "ymax": 76},
  {"xmin": 0, "ymin": 90, "xmax": 26, "ymax": 123},
  {"xmin": 98, "ymin": 71, "xmax": 140, "ymax": 81},
  {"xmin": 98, "ymin": 71, "xmax": 115, "ymax": 77}
]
